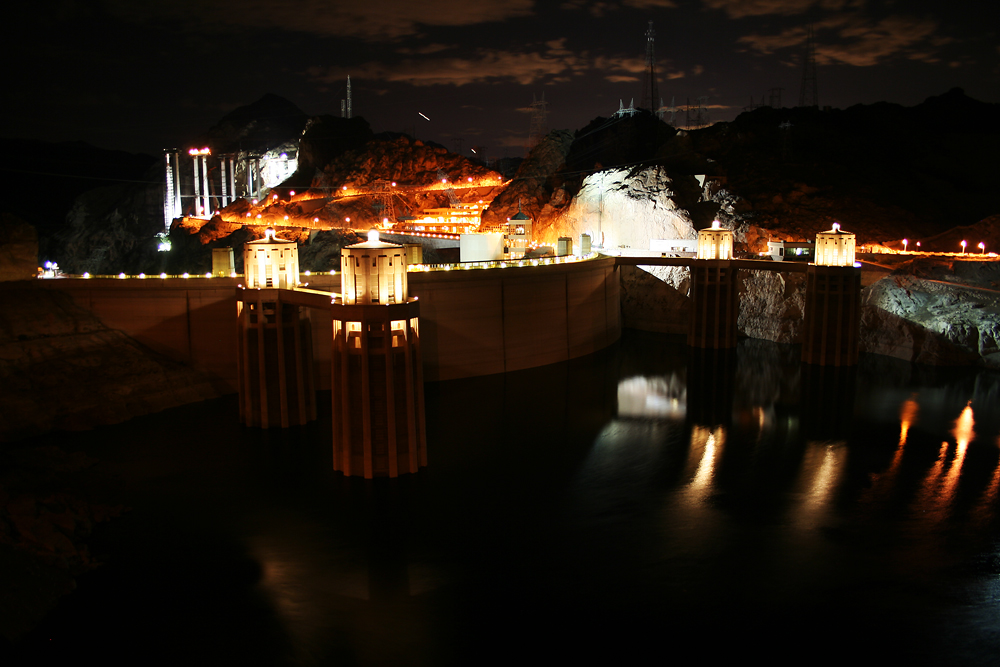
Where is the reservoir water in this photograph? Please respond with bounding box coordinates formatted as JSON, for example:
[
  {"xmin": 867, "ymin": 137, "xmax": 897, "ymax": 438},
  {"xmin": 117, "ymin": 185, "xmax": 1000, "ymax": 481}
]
[{"xmin": 11, "ymin": 331, "xmax": 1000, "ymax": 665}]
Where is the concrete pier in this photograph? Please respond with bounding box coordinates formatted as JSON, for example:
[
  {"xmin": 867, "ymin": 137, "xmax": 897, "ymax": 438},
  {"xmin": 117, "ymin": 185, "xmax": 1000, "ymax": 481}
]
[
  {"xmin": 801, "ymin": 264, "xmax": 861, "ymax": 366},
  {"xmin": 688, "ymin": 259, "xmax": 738, "ymax": 349},
  {"xmin": 331, "ymin": 300, "xmax": 426, "ymax": 478},
  {"xmin": 237, "ymin": 290, "xmax": 317, "ymax": 428}
]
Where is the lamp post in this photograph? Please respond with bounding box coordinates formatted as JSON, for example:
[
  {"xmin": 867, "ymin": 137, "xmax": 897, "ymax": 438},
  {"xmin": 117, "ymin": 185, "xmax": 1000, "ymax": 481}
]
[
  {"xmin": 961, "ymin": 240, "xmax": 967, "ymax": 254},
  {"xmin": 979, "ymin": 242, "xmax": 986, "ymax": 255},
  {"xmin": 902, "ymin": 238, "xmax": 908, "ymax": 253}
]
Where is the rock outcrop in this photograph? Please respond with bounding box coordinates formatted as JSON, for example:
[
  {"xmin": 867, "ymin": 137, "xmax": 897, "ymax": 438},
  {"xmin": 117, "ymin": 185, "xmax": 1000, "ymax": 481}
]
[
  {"xmin": 861, "ymin": 271, "xmax": 1000, "ymax": 369},
  {"xmin": 56, "ymin": 165, "xmax": 164, "ymax": 275},
  {"xmin": 542, "ymin": 167, "xmax": 700, "ymax": 247},
  {"xmin": 738, "ymin": 270, "xmax": 807, "ymax": 344}
]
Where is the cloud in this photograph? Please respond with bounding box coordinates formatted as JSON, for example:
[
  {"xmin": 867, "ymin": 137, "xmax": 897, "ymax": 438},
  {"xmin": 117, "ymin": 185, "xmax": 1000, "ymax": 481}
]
[
  {"xmin": 605, "ymin": 75, "xmax": 640, "ymax": 82},
  {"xmin": 106, "ymin": 0, "xmax": 534, "ymax": 40},
  {"xmin": 623, "ymin": 0, "xmax": 678, "ymax": 8},
  {"xmin": 397, "ymin": 44, "xmax": 454, "ymax": 55},
  {"xmin": 701, "ymin": 0, "xmax": 817, "ymax": 19},
  {"xmin": 560, "ymin": 0, "xmax": 677, "ymax": 18},
  {"xmin": 739, "ymin": 14, "xmax": 945, "ymax": 68},
  {"xmin": 559, "ymin": 1, "xmax": 619, "ymax": 18},
  {"xmin": 312, "ymin": 44, "xmax": 586, "ymax": 87}
]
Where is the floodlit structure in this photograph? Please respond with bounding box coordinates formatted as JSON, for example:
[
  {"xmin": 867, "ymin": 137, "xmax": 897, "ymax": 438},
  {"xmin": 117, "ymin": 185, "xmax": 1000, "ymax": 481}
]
[
  {"xmin": 218, "ymin": 153, "xmax": 236, "ymax": 207},
  {"xmin": 689, "ymin": 220, "xmax": 737, "ymax": 349},
  {"xmin": 163, "ymin": 149, "xmax": 182, "ymax": 230},
  {"xmin": 189, "ymin": 148, "xmax": 211, "ymax": 218},
  {"xmin": 237, "ymin": 230, "xmax": 316, "ymax": 428},
  {"xmin": 244, "ymin": 227, "xmax": 300, "ymax": 289},
  {"xmin": 461, "ymin": 233, "xmax": 503, "ymax": 262},
  {"xmin": 580, "ymin": 234, "xmax": 592, "ymax": 255},
  {"xmin": 696, "ymin": 220, "xmax": 733, "ymax": 260},
  {"xmin": 767, "ymin": 240, "xmax": 814, "ymax": 261},
  {"xmin": 557, "ymin": 237, "xmax": 573, "ymax": 257},
  {"xmin": 504, "ymin": 205, "xmax": 533, "ymax": 259},
  {"xmin": 332, "ymin": 229, "xmax": 426, "ymax": 478},
  {"xmin": 802, "ymin": 222, "xmax": 861, "ymax": 366},
  {"xmin": 813, "ymin": 223, "xmax": 855, "ymax": 266},
  {"xmin": 212, "ymin": 247, "xmax": 234, "ymax": 277},
  {"xmin": 415, "ymin": 202, "xmax": 484, "ymax": 233}
]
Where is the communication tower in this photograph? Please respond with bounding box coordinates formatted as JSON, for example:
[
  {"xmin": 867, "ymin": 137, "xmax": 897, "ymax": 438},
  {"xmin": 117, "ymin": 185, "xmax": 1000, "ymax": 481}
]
[
  {"xmin": 768, "ymin": 87, "xmax": 783, "ymax": 108},
  {"xmin": 342, "ymin": 75, "xmax": 353, "ymax": 118},
  {"xmin": 799, "ymin": 26, "xmax": 818, "ymax": 107},
  {"xmin": 526, "ymin": 92, "xmax": 549, "ymax": 152},
  {"xmin": 640, "ymin": 21, "xmax": 662, "ymax": 118}
]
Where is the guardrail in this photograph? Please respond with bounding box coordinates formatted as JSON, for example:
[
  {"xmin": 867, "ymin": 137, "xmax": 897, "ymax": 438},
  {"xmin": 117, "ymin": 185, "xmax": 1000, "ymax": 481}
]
[{"xmin": 407, "ymin": 252, "xmax": 600, "ymax": 272}]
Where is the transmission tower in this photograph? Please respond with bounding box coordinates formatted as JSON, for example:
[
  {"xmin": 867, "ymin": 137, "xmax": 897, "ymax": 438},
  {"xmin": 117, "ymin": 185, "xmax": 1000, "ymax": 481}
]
[
  {"xmin": 799, "ymin": 26, "xmax": 818, "ymax": 107},
  {"xmin": 768, "ymin": 87, "xmax": 783, "ymax": 108},
  {"xmin": 640, "ymin": 21, "xmax": 661, "ymax": 118},
  {"xmin": 526, "ymin": 92, "xmax": 549, "ymax": 152},
  {"xmin": 370, "ymin": 179, "xmax": 399, "ymax": 225}
]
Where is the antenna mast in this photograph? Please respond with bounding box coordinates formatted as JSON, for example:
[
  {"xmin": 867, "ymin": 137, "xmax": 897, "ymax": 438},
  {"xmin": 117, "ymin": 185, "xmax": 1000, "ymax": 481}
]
[
  {"xmin": 526, "ymin": 92, "xmax": 549, "ymax": 152},
  {"xmin": 798, "ymin": 27, "xmax": 818, "ymax": 107},
  {"xmin": 640, "ymin": 21, "xmax": 661, "ymax": 118},
  {"xmin": 347, "ymin": 75, "xmax": 353, "ymax": 118}
]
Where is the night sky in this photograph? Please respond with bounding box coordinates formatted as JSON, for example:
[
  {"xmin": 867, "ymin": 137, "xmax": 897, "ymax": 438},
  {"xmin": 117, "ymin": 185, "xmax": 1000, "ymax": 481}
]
[{"xmin": 6, "ymin": 0, "xmax": 998, "ymax": 159}]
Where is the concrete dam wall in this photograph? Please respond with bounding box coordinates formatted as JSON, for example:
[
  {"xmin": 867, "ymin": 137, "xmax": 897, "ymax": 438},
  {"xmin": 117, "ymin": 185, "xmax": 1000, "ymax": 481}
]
[{"xmin": 36, "ymin": 255, "xmax": 621, "ymax": 390}]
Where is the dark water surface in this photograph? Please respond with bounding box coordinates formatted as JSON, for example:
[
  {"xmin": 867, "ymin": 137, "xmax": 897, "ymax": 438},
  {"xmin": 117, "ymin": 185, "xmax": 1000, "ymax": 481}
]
[{"xmin": 11, "ymin": 331, "xmax": 1000, "ymax": 666}]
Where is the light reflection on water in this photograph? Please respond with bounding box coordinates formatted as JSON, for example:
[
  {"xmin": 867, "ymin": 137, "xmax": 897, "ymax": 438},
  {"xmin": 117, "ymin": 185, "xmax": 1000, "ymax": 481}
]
[{"xmin": 16, "ymin": 332, "xmax": 1000, "ymax": 666}]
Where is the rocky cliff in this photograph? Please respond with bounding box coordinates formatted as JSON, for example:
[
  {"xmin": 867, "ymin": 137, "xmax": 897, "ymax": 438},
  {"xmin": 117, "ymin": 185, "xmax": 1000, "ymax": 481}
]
[{"xmin": 860, "ymin": 262, "xmax": 1000, "ymax": 369}]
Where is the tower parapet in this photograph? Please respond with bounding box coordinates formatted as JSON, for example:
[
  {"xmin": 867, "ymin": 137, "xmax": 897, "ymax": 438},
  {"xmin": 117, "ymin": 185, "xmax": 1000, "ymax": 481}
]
[
  {"xmin": 802, "ymin": 222, "xmax": 861, "ymax": 366},
  {"xmin": 689, "ymin": 221, "xmax": 738, "ymax": 349},
  {"xmin": 237, "ymin": 228, "xmax": 315, "ymax": 428},
  {"xmin": 245, "ymin": 227, "xmax": 300, "ymax": 289}
]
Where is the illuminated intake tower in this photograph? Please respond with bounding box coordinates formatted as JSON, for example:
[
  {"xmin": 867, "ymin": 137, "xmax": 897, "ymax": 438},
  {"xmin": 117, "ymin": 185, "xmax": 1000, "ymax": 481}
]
[
  {"xmin": 801, "ymin": 222, "xmax": 860, "ymax": 366},
  {"xmin": 688, "ymin": 220, "xmax": 737, "ymax": 349},
  {"xmin": 237, "ymin": 229, "xmax": 316, "ymax": 428},
  {"xmin": 332, "ymin": 229, "xmax": 426, "ymax": 478}
]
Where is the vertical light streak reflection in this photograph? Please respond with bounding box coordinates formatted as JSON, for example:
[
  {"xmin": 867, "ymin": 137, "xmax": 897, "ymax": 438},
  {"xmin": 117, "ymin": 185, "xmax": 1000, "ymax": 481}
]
[
  {"xmin": 687, "ymin": 426, "xmax": 720, "ymax": 502},
  {"xmin": 973, "ymin": 454, "xmax": 1000, "ymax": 526},
  {"xmin": 911, "ymin": 401, "xmax": 975, "ymax": 521},
  {"xmin": 858, "ymin": 395, "xmax": 920, "ymax": 506},
  {"xmin": 898, "ymin": 395, "xmax": 919, "ymax": 448},
  {"xmin": 658, "ymin": 424, "xmax": 726, "ymax": 558},
  {"xmin": 794, "ymin": 442, "xmax": 847, "ymax": 530},
  {"xmin": 952, "ymin": 402, "xmax": 975, "ymax": 450},
  {"xmin": 916, "ymin": 442, "xmax": 949, "ymax": 508}
]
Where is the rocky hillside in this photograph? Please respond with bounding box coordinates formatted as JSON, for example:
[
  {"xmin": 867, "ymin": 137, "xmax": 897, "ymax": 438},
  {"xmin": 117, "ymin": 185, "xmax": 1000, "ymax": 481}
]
[{"xmin": 485, "ymin": 88, "xmax": 1000, "ymax": 252}]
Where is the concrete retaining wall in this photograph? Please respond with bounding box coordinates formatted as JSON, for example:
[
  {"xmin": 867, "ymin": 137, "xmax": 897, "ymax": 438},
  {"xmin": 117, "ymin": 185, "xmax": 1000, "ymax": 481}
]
[{"xmin": 36, "ymin": 255, "xmax": 621, "ymax": 389}]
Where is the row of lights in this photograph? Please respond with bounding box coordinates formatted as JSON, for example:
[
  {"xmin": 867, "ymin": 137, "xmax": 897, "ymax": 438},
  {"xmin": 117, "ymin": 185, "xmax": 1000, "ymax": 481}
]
[
  {"xmin": 902, "ymin": 239, "xmax": 988, "ymax": 254},
  {"xmin": 408, "ymin": 252, "xmax": 597, "ymax": 273}
]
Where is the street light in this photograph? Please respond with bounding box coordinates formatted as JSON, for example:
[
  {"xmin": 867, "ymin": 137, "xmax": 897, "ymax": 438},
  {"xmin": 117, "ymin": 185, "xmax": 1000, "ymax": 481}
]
[
  {"xmin": 961, "ymin": 240, "xmax": 967, "ymax": 254},
  {"xmin": 902, "ymin": 238, "xmax": 908, "ymax": 252},
  {"xmin": 979, "ymin": 242, "xmax": 986, "ymax": 255}
]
